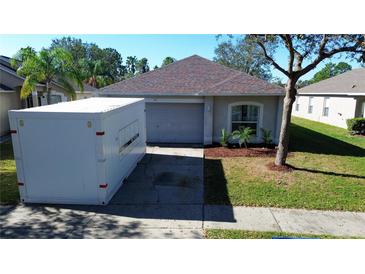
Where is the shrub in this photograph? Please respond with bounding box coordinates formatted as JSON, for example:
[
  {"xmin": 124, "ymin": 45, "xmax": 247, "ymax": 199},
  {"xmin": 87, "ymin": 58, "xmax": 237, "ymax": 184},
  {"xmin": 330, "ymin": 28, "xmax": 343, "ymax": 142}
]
[
  {"xmin": 261, "ymin": 128, "xmax": 272, "ymax": 146},
  {"xmin": 232, "ymin": 127, "xmax": 253, "ymax": 148},
  {"xmin": 220, "ymin": 128, "xmax": 230, "ymax": 147},
  {"xmin": 346, "ymin": 118, "xmax": 365, "ymax": 135}
]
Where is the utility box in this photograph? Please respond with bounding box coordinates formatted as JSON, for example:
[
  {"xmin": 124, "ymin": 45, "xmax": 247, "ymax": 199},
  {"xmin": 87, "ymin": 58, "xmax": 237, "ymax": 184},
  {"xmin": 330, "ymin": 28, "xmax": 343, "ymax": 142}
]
[{"xmin": 8, "ymin": 97, "xmax": 146, "ymax": 205}]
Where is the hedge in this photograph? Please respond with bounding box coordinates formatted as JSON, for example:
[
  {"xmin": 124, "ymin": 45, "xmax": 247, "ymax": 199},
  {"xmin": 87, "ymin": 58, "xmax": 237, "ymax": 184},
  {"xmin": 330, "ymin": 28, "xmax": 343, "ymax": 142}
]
[{"xmin": 346, "ymin": 118, "xmax": 365, "ymax": 135}]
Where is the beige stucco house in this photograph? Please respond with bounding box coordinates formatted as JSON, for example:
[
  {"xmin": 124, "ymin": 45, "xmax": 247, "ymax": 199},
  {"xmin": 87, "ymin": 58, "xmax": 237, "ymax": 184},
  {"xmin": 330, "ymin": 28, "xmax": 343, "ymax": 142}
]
[{"xmin": 100, "ymin": 55, "xmax": 285, "ymax": 145}]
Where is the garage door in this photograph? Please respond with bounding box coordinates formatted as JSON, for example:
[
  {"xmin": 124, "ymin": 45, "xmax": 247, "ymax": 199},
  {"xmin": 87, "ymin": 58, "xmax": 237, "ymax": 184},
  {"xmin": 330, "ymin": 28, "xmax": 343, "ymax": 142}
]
[{"xmin": 146, "ymin": 103, "xmax": 204, "ymax": 143}]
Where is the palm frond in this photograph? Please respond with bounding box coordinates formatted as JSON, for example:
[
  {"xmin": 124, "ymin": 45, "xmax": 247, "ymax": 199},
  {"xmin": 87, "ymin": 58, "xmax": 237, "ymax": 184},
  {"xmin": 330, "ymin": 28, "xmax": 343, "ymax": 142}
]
[
  {"xmin": 20, "ymin": 76, "xmax": 36, "ymax": 99},
  {"xmin": 57, "ymin": 77, "xmax": 76, "ymax": 100}
]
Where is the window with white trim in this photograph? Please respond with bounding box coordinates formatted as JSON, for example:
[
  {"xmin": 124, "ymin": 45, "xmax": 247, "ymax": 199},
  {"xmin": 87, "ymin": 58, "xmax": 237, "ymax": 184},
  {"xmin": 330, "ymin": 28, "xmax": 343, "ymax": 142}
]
[
  {"xmin": 295, "ymin": 96, "xmax": 300, "ymax": 111},
  {"xmin": 322, "ymin": 97, "xmax": 330, "ymax": 116},
  {"xmin": 308, "ymin": 96, "xmax": 314, "ymax": 114},
  {"xmin": 231, "ymin": 104, "xmax": 260, "ymax": 135}
]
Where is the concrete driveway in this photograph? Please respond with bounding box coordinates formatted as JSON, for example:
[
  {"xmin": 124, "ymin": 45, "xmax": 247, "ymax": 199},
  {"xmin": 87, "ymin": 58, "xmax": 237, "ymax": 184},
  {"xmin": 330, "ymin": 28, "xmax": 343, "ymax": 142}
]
[{"xmin": 0, "ymin": 145, "xmax": 206, "ymax": 239}]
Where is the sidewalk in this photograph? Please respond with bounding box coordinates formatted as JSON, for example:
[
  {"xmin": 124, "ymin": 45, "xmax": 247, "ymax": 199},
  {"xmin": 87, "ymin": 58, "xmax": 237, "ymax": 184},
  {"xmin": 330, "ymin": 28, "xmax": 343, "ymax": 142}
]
[
  {"xmin": 204, "ymin": 206, "xmax": 365, "ymax": 238},
  {"xmin": 1, "ymin": 204, "xmax": 364, "ymax": 238}
]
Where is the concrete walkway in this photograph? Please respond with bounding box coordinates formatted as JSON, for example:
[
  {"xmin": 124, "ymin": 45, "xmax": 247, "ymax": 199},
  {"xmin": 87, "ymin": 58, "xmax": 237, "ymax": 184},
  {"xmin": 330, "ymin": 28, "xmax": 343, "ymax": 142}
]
[{"xmin": 204, "ymin": 206, "xmax": 365, "ymax": 238}]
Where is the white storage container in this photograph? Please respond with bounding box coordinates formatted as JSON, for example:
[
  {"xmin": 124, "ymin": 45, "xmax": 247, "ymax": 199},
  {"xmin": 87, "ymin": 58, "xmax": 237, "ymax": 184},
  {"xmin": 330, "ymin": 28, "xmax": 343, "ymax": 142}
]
[{"xmin": 8, "ymin": 97, "xmax": 146, "ymax": 205}]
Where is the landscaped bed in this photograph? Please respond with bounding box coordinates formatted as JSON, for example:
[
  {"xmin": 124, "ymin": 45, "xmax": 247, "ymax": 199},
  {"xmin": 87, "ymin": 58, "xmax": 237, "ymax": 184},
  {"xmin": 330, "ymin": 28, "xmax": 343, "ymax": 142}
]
[
  {"xmin": 204, "ymin": 117, "xmax": 365, "ymax": 212},
  {"xmin": 204, "ymin": 146, "xmax": 277, "ymax": 158}
]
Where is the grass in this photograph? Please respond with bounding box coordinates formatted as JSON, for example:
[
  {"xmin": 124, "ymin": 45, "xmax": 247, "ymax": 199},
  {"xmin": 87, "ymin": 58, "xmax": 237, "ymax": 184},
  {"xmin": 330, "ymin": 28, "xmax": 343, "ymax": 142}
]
[
  {"xmin": 205, "ymin": 117, "xmax": 365, "ymax": 211},
  {"xmin": 204, "ymin": 229, "xmax": 362, "ymax": 239},
  {"xmin": 0, "ymin": 141, "xmax": 19, "ymax": 204}
]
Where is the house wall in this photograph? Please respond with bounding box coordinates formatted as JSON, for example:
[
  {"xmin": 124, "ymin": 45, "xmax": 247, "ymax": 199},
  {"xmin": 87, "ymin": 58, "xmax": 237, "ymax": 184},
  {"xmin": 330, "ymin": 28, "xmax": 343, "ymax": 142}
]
[
  {"xmin": 0, "ymin": 90, "xmax": 21, "ymax": 136},
  {"xmin": 101, "ymin": 93, "xmax": 283, "ymax": 145},
  {"xmin": 292, "ymin": 95, "xmax": 357, "ymax": 128},
  {"xmin": 76, "ymin": 91, "xmax": 96, "ymax": 100},
  {"xmin": 354, "ymin": 96, "xmax": 365, "ymax": 118},
  {"xmin": 212, "ymin": 96, "xmax": 283, "ymax": 144}
]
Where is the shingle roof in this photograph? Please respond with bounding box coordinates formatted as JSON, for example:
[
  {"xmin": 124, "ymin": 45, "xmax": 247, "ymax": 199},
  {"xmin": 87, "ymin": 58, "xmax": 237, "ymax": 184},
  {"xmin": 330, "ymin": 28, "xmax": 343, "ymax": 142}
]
[
  {"xmin": 298, "ymin": 68, "xmax": 365, "ymax": 94},
  {"xmin": 101, "ymin": 55, "xmax": 284, "ymax": 96}
]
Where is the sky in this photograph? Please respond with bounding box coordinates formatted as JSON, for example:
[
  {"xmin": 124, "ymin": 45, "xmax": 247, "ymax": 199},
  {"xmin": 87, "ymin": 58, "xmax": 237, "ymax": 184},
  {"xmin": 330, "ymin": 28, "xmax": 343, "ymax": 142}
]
[{"xmin": 0, "ymin": 34, "xmax": 362, "ymax": 81}]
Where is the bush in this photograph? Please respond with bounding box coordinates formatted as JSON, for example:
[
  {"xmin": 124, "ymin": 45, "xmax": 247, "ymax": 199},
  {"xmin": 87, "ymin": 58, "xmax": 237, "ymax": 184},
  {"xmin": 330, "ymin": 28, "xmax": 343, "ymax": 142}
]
[
  {"xmin": 220, "ymin": 128, "xmax": 230, "ymax": 147},
  {"xmin": 346, "ymin": 118, "xmax": 365, "ymax": 135},
  {"xmin": 232, "ymin": 127, "xmax": 253, "ymax": 148},
  {"xmin": 261, "ymin": 128, "xmax": 272, "ymax": 147}
]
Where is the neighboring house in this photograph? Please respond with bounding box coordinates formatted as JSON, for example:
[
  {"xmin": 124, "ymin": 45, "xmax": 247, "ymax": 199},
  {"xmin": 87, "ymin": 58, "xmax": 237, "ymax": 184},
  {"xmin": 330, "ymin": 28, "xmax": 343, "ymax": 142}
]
[
  {"xmin": 293, "ymin": 68, "xmax": 365, "ymax": 128},
  {"xmin": 0, "ymin": 55, "xmax": 98, "ymax": 136},
  {"xmin": 100, "ymin": 55, "xmax": 284, "ymax": 145}
]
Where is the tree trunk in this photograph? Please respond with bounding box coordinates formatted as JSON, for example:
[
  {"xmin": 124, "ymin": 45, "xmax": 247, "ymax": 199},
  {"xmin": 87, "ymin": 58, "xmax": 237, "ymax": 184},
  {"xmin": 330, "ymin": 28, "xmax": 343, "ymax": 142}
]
[{"xmin": 275, "ymin": 80, "xmax": 297, "ymax": 166}]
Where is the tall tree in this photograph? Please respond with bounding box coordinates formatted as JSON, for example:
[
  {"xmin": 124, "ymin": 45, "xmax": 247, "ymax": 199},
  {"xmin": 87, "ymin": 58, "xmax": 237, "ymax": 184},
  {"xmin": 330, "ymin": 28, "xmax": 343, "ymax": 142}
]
[
  {"xmin": 51, "ymin": 37, "xmax": 124, "ymax": 87},
  {"xmin": 311, "ymin": 62, "xmax": 352, "ymax": 84},
  {"xmin": 161, "ymin": 56, "xmax": 176, "ymax": 67},
  {"xmin": 247, "ymin": 34, "xmax": 365, "ymax": 166},
  {"xmin": 126, "ymin": 56, "xmax": 138, "ymax": 76},
  {"xmin": 214, "ymin": 36, "xmax": 273, "ymax": 80},
  {"xmin": 11, "ymin": 47, "xmax": 83, "ymax": 102},
  {"xmin": 136, "ymin": 57, "xmax": 150, "ymax": 74}
]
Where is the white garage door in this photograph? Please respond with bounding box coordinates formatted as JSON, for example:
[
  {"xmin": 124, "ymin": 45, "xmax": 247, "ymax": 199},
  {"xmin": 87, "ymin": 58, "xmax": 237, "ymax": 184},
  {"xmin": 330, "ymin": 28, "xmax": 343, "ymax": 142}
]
[{"xmin": 146, "ymin": 103, "xmax": 204, "ymax": 144}]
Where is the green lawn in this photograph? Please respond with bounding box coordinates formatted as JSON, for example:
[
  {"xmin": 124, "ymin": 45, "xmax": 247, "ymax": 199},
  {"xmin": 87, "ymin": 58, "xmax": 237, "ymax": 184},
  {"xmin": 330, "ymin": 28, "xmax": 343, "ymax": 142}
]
[
  {"xmin": 205, "ymin": 229, "xmax": 362, "ymax": 239},
  {"xmin": 0, "ymin": 141, "xmax": 19, "ymax": 204},
  {"xmin": 205, "ymin": 117, "xmax": 365, "ymax": 211}
]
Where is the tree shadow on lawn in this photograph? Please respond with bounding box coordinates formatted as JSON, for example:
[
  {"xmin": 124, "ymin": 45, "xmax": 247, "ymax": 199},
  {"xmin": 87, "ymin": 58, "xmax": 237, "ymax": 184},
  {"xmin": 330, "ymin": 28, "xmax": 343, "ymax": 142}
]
[
  {"xmin": 288, "ymin": 123, "xmax": 365, "ymax": 157},
  {"xmin": 286, "ymin": 164, "xmax": 365, "ymax": 180}
]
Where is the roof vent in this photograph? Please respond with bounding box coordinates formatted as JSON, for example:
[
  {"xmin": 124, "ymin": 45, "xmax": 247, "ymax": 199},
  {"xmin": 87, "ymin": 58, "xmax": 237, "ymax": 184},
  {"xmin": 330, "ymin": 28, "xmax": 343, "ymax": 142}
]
[{"xmin": 352, "ymin": 84, "xmax": 356, "ymax": 88}]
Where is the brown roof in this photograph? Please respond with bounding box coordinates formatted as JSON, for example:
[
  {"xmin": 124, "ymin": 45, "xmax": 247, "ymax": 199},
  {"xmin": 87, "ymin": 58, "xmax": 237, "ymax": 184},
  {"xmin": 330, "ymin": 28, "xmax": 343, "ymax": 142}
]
[
  {"xmin": 299, "ymin": 68, "xmax": 365, "ymax": 94},
  {"xmin": 101, "ymin": 55, "xmax": 284, "ymax": 96}
]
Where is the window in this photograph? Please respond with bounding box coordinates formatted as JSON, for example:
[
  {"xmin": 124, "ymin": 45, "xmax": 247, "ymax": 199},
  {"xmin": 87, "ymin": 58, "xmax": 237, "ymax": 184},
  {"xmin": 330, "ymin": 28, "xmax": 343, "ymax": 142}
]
[
  {"xmin": 295, "ymin": 96, "xmax": 300, "ymax": 111},
  {"xmin": 231, "ymin": 104, "xmax": 260, "ymax": 135},
  {"xmin": 323, "ymin": 97, "xmax": 330, "ymax": 116},
  {"xmin": 308, "ymin": 97, "xmax": 314, "ymax": 114}
]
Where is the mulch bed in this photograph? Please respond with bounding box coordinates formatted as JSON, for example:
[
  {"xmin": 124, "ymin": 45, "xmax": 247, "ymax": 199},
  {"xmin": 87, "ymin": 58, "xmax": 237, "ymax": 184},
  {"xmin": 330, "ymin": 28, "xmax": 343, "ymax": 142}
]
[
  {"xmin": 204, "ymin": 146, "xmax": 277, "ymax": 158},
  {"xmin": 266, "ymin": 162, "xmax": 293, "ymax": 173}
]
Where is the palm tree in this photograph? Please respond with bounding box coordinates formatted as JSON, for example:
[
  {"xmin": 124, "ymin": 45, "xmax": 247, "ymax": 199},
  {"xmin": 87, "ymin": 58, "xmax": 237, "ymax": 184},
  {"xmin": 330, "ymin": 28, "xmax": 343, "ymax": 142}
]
[
  {"xmin": 232, "ymin": 127, "xmax": 253, "ymax": 148},
  {"xmin": 11, "ymin": 47, "xmax": 83, "ymax": 102},
  {"xmin": 80, "ymin": 59, "xmax": 112, "ymax": 88},
  {"xmin": 126, "ymin": 56, "xmax": 138, "ymax": 75}
]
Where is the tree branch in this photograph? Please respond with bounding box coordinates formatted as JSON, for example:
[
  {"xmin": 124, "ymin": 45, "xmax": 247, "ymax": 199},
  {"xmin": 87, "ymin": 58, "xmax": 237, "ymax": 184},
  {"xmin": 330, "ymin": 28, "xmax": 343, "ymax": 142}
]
[
  {"xmin": 299, "ymin": 36, "xmax": 364, "ymax": 77},
  {"xmin": 280, "ymin": 34, "xmax": 295, "ymax": 74},
  {"xmin": 256, "ymin": 40, "xmax": 289, "ymax": 77}
]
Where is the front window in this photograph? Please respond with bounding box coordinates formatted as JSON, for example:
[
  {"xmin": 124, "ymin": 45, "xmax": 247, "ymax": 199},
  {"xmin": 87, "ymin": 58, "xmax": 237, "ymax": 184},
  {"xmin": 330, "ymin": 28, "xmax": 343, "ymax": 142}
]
[{"xmin": 231, "ymin": 104, "xmax": 260, "ymax": 135}]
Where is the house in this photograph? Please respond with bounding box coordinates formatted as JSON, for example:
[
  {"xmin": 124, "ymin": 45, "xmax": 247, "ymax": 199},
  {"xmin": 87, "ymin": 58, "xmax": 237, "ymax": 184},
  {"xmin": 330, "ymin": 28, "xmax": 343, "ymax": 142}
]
[
  {"xmin": 100, "ymin": 55, "xmax": 285, "ymax": 145},
  {"xmin": 0, "ymin": 55, "xmax": 98, "ymax": 136},
  {"xmin": 293, "ymin": 68, "xmax": 365, "ymax": 128}
]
